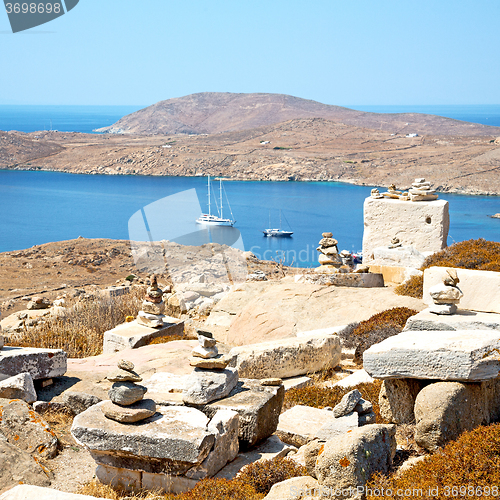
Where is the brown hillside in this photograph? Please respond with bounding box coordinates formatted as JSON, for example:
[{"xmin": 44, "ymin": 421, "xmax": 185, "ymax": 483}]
[{"xmin": 95, "ymin": 92, "xmax": 500, "ymax": 137}]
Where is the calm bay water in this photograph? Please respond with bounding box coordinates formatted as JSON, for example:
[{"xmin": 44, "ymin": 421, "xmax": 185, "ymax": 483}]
[{"xmin": 0, "ymin": 170, "xmax": 498, "ymax": 266}]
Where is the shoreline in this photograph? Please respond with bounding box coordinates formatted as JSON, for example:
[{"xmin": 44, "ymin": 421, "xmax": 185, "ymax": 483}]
[{"xmin": 3, "ymin": 165, "xmax": 500, "ymax": 197}]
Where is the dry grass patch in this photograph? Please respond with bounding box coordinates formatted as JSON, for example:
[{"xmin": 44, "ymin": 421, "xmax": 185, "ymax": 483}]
[
  {"xmin": 283, "ymin": 380, "xmax": 383, "ymax": 422},
  {"xmin": 367, "ymin": 423, "xmax": 500, "ymax": 499},
  {"xmin": 8, "ymin": 290, "xmax": 142, "ymax": 358}
]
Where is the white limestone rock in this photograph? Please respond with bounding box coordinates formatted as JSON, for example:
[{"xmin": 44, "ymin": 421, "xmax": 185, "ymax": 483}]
[
  {"xmin": 182, "ymin": 367, "xmax": 238, "ymax": 405},
  {"xmin": 363, "ymin": 330, "xmax": 500, "ymax": 381},
  {"xmin": 362, "ymin": 197, "xmax": 449, "ymax": 265},
  {"xmin": 429, "ymin": 283, "xmax": 463, "ymax": 304},
  {"xmin": 332, "ymin": 389, "xmax": 362, "ymax": 417},
  {"xmin": 0, "ymin": 347, "xmax": 66, "ymax": 381},
  {"xmin": 372, "ymin": 246, "xmax": 426, "ymax": 268},
  {"xmin": 229, "ymin": 334, "xmax": 341, "ymax": 379},
  {"xmin": 276, "ymin": 405, "xmax": 358, "ymax": 447},
  {"xmin": 0, "ymin": 485, "xmax": 99, "ymax": 500},
  {"xmin": 192, "ymin": 345, "xmax": 219, "ymax": 359},
  {"xmin": 0, "ymin": 373, "xmax": 36, "ymax": 404},
  {"xmin": 423, "ymin": 267, "xmax": 500, "ymax": 314},
  {"xmin": 185, "ymin": 410, "xmax": 239, "ymax": 480}
]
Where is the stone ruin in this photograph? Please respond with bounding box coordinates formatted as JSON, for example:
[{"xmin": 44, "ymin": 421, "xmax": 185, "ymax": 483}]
[{"xmin": 363, "ymin": 177, "xmax": 449, "ymax": 268}]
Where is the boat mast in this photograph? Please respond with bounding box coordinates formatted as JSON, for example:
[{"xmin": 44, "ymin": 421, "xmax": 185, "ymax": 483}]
[
  {"xmin": 279, "ymin": 209, "xmax": 282, "ymax": 230},
  {"xmin": 220, "ymin": 178, "xmax": 223, "ymax": 219},
  {"xmin": 207, "ymin": 176, "xmax": 211, "ymax": 216}
]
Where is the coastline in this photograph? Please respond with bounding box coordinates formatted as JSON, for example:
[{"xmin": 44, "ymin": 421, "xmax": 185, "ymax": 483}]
[{"xmin": 3, "ymin": 164, "xmax": 500, "ymax": 197}]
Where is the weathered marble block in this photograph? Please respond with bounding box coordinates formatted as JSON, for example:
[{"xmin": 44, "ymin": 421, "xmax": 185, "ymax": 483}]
[
  {"xmin": 0, "ymin": 347, "xmax": 67, "ymax": 381},
  {"xmin": 363, "ymin": 330, "xmax": 500, "ymax": 381}
]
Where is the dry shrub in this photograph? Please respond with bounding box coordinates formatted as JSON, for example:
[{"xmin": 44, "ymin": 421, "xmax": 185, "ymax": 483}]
[
  {"xmin": 146, "ymin": 335, "xmax": 186, "ymax": 345},
  {"xmin": 367, "ymin": 423, "xmax": 500, "ymax": 499},
  {"xmin": 236, "ymin": 457, "xmax": 307, "ymax": 495},
  {"xmin": 78, "ymin": 479, "xmax": 164, "ymax": 500},
  {"xmin": 9, "ymin": 290, "xmax": 142, "ymax": 358},
  {"xmin": 165, "ymin": 478, "xmax": 263, "ymax": 500},
  {"xmin": 396, "ymin": 238, "xmax": 500, "ymax": 298},
  {"xmin": 283, "ymin": 380, "xmax": 383, "ymax": 422},
  {"xmin": 338, "ymin": 308, "xmax": 418, "ymax": 363}
]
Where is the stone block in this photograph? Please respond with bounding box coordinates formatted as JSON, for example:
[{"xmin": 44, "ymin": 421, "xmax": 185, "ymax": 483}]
[
  {"xmin": 71, "ymin": 403, "xmax": 215, "ymax": 471},
  {"xmin": 96, "ymin": 464, "xmax": 142, "ymax": 492},
  {"xmin": 362, "ymin": 197, "xmax": 449, "ymax": 265},
  {"xmin": 276, "ymin": 405, "xmax": 358, "ymax": 447},
  {"xmin": 423, "ymin": 267, "xmax": 500, "ymax": 314},
  {"xmin": 315, "ymin": 424, "xmax": 396, "ymax": 498},
  {"xmin": 205, "ymin": 379, "xmax": 284, "ymax": 449},
  {"xmin": 378, "ymin": 378, "xmax": 426, "ymax": 424},
  {"xmin": 282, "ymin": 376, "xmax": 313, "ymax": 391},
  {"xmin": 294, "ymin": 273, "xmax": 384, "ymax": 287},
  {"xmin": 363, "ymin": 330, "xmax": 500, "ymax": 381},
  {"xmin": 0, "ymin": 373, "xmax": 37, "ymax": 403},
  {"xmin": 141, "ymin": 472, "xmax": 198, "ymax": 494},
  {"xmin": 229, "ymin": 334, "xmax": 341, "ymax": 379},
  {"xmin": 183, "ymin": 367, "xmax": 238, "ymax": 405},
  {"xmin": 102, "ymin": 319, "xmax": 184, "ymax": 354},
  {"xmin": 371, "ymin": 246, "xmax": 426, "ymax": 268},
  {"xmin": 0, "ymin": 485, "xmax": 102, "ymax": 500},
  {"xmin": 404, "ymin": 308, "xmax": 500, "ymax": 332},
  {"xmin": 0, "ymin": 347, "xmax": 66, "ymax": 381},
  {"xmin": 185, "ymin": 410, "xmax": 239, "ymax": 480},
  {"xmin": 333, "ymin": 369, "xmax": 374, "ymax": 388}
]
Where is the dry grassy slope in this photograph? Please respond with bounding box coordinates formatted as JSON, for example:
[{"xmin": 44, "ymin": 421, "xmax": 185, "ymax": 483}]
[
  {"xmin": 95, "ymin": 92, "xmax": 500, "ymax": 138},
  {"xmin": 0, "ymin": 130, "xmax": 62, "ymax": 167},
  {"xmin": 5, "ymin": 118, "xmax": 500, "ymax": 195}
]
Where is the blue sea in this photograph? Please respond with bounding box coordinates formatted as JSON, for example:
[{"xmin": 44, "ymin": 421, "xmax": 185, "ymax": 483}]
[
  {"xmin": 0, "ymin": 170, "xmax": 498, "ymax": 265},
  {"xmin": 0, "ymin": 105, "xmax": 498, "ymax": 265}
]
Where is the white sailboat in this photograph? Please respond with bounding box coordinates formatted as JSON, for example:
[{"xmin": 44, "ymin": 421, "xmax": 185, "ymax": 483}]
[
  {"xmin": 196, "ymin": 176, "xmax": 236, "ymax": 226},
  {"xmin": 263, "ymin": 209, "xmax": 293, "ymax": 237}
]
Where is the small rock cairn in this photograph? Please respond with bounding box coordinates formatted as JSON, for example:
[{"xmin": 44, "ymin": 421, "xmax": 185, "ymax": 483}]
[
  {"xmin": 388, "ymin": 237, "xmax": 402, "ymax": 249},
  {"xmin": 137, "ymin": 275, "xmax": 165, "ymax": 328},
  {"xmin": 408, "ymin": 178, "xmax": 438, "ymax": 201},
  {"xmin": 428, "ymin": 269, "xmax": 463, "ymax": 315},
  {"xmin": 190, "ymin": 329, "xmax": 230, "ymax": 370},
  {"xmin": 102, "ymin": 359, "xmax": 156, "ymax": 423},
  {"xmin": 371, "ymin": 178, "xmax": 438, "ymax": 202},
  {"xmin": 315, "ymin": 232, "xmax": 342, "ymax": 274}
]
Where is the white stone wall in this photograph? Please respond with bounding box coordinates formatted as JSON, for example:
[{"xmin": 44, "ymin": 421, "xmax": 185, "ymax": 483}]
[{"xmin": 362, "ymin": 197, "xmax": 449, "ymax": 265}]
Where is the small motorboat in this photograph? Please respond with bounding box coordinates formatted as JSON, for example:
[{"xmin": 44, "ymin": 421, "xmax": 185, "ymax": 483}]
[{"xmin": 263, "ymin": 210, "xmax": 293, "ymax": 237}]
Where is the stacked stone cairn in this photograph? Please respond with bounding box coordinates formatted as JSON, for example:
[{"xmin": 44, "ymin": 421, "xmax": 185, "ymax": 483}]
[
  {"xmin": 101, "ymin": 359, "xmax": 156, "ymax": 423},
  {"xmin": 409, "ymin": 178, "xmax": 438, "ymax": 201},
  {"xmin": 370, "ymin": 188, "xmax": 384, "ymax": 199},
  {"xmin": 388, "ymin": 237, "xmax": 402, "ymax": 249},
  {"xmin": 314, "ymin": 232, "xmax": 342, "ymax": 274},
  {"xmin": 428, "ymin": 268, "xmax": 463, "ymax": 315},
  {"xmin": 339, "ymin": 250, "xmax": 355, "ymax": 270},
  {"xmin": 190, "ymin": 329, "xmax": 230, "ymax": 370},
  {"xmin": 137, "ymin": 275, "xmax": 165, "ymax": 328}
]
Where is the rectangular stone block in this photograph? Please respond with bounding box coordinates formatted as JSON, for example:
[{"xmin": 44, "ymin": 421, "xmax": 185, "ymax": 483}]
[
  {"xmin": 276, "ymin": 405, "xmax": 358, "ymax": 447},
  {"xmin": 423, "ymin": 267, "xmax": 500, "ymax": 314},
  {"xmin": 0, "ymin": 347, "xmax": 67, "ymax": 381},
  {"xmin": 363, "ymin": 330, "xmax": 500, "ymax": 381},
  {"xmin": 362, "ymin": 197, "xmax": 449, "ymax": 265},
  {"xmin": 96, "ymin": 464, "xmax": 142, "ymax": 492},
  {"xmin": 229, "ymin": 334, "xmax": 341, "ymax": 379},
  {"xmin": 404, "ymin": 308, "xmax": 500, "ymax": 332},
  {"xmin": 141, "ymin": 472, "xmax": 198, "ymax": 494},
  {"xmin": 102, "ymin": 319, "xmax": 184, "ymax": 354}
]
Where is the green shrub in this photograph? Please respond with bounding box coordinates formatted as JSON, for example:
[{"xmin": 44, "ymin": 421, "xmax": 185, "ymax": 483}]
[
  {"xmin": 236, "ymin": 457, "xmax": 307, "ymax": 495},
  {"xmin": 396, "ymin": 238, "xmax": 500, "ymax": 298},
  {"xmin": 367, "ymin": 423, "xmax": 500, "ymax": 499}
]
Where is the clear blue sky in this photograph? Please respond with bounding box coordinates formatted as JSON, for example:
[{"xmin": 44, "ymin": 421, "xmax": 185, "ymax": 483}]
[{"xmin": 1, "ymin": 0, "xmax": 499, "ymax": 106}]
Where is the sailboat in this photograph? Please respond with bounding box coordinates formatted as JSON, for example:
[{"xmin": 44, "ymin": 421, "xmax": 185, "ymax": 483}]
[
  {"xmin": 196, "ymin": 176, "xmax": 236, "ymax": 226},
  {"xmin": 263, "ymin": 210, "xmax": 293, "ymax": 237}
]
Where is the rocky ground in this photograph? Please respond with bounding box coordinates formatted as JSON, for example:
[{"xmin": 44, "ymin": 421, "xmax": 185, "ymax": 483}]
[{"xmin": 2, "ymin": 117, "xmax": 500, "ymax": 195}]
